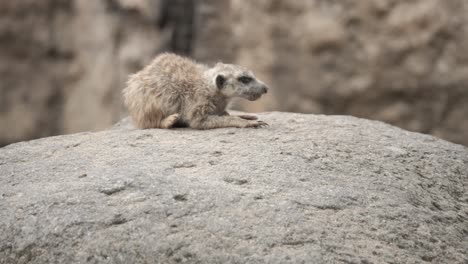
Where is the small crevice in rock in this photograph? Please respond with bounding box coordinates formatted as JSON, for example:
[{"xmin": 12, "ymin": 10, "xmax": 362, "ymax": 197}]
[
  {"xmin": 431, "ymin": 201, "xmax": 442, "ymax": 211},
  {"xmin": 173, "ymin": 194, "xmax": 188, "ymax": 202},
  {"xmin": 421, "ymin": 255, "xmax": 436, "ymax": 262},
  {"xmin": 173, "ymin": 162, "xmax": 196, "ymax": 169},
  {"xmin": 223, "ymin": 177, "xmax": 249, "ymax": 185},
  {"xmin": 318, "ymin": 204, "xmax": 344, "ymax": 211},
  {"xmin": 108, "ymin": 214, "xmax": 128, "ymax": 225},
  {"xmin": 99, "ymin": 184, "xmax": 127, "ymax": 195},
  {"xmin": 281, "ymin": 239, "xmax": 316, "ymax": 246},
  {"xmin": 253, "ymin": 194, "xmax": 264, "ymax": 200},
  {"xmin": 135, "ymin": 134, "xmax": 153, "ymax": 140},
  {"xmin": 212, "ymin": 151, "xmax": 223, "ymax": 157},
  {"xmin": 293, "ymin": 200, "xmax": 345, "ymax": 211}
]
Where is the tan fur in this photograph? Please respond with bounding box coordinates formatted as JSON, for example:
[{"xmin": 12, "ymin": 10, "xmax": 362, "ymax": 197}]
[{"xmin": 123, "ymin": 53, "xmax": 269, "ymax": 129}]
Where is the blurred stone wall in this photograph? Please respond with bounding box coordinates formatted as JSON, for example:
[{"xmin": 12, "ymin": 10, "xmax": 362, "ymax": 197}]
[
  {"xmin": 226, "ymin": 0, "xmax": 468, "ymax": 146},
  {"xmin": 1, "ymin": 0, "xmax": 468, "ymax": 146},
  {"xmin": 0, "ymin": 0, "xmax": 191, "ymax": 146}
]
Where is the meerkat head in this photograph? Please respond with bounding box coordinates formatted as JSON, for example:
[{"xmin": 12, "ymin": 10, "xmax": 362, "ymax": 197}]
[{"xmin": 207, "ymin": 63, "xmax": 268, "ymax": 101}]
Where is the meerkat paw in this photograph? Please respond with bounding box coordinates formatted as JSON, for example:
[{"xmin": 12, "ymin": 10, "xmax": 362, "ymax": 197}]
[
  {"xmin": 161, "ymin": 114, "xmax": 180, "ymax": 129},
  {"xmin": 237, "ymin": 115, "xmax": 258, "ymax": 120},
  {"xmin": 245, "ymin": 120, "xmax": 269, "ymax": 128}
]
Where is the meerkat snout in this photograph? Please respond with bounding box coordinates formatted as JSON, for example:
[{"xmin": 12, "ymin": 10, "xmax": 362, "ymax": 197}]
[{"xmin": 245, "ymin": 83, "xmax": 268, "ymax": 101}]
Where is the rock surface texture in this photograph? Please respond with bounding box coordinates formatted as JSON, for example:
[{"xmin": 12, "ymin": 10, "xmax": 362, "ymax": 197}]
[{"xmin": 1, "ymin": 112, "xmax": 467, "ymax": 264}]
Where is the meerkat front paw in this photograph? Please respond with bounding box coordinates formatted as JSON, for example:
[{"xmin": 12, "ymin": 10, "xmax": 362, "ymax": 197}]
[{"xmin": 245, "ymin": 120, "xmax": 269, "ymax": 128}]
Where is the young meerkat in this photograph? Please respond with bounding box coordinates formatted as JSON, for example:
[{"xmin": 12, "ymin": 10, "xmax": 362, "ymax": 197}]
[{"xmin": 123, "ymin": 53, "xmax": 269, "ymax": 129}]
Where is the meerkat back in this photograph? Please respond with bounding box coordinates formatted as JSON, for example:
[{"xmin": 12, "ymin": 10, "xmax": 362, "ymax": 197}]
[{"xmin": 123, "ymin": 53, "xmax": 207, "ymax": 129}]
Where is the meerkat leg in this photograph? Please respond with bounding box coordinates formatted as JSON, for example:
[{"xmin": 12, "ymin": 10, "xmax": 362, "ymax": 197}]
[
  {"xmin": 237, "ymin": 115, "xmax": 258, "ymax": 120},
  {"xmin": 221, "ymin": 111, "xmax": 258, "ymax": 120},
  {"xmin": 160, "ymin": 114, "xmax": 180, "ymax": 129},
  {"xmin": 190, "ymin": 115, "xmax": 267, "ymax": 129}
]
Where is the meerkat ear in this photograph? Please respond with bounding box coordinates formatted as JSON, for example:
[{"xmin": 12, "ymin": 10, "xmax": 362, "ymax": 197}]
[{"xmin": 215, "ymin": 75, "xmax": 226, "ymax": 89}]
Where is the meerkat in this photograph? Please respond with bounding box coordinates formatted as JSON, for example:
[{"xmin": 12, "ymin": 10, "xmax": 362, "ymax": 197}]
[{"xmin": 122, "ymin": 53, "xmax": 269, "ymax": 129}]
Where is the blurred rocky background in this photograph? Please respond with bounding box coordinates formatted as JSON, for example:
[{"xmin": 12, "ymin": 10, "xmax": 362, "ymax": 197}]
[{"xmin": 1, "ymin": 0, "xmax": 468, "ymax": 146}]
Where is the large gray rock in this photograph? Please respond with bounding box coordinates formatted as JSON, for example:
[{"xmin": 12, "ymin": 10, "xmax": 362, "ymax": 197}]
[{"xmin": 1, "ymin": 112, "xmax": 467, "ymax": 264}]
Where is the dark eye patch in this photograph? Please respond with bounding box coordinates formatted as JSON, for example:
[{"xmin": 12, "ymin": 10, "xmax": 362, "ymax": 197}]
[{"xmin": 238, "ymin": 76, "xmax": 253, "ymax": 84}]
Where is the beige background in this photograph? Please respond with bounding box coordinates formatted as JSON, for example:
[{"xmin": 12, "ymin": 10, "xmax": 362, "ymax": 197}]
[{"xmin": 1, "ymin": 0, "xmax": 467, "ymax": 146}]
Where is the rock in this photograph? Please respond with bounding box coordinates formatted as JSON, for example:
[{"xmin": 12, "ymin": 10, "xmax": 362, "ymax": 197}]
[{"xmin": 1, "ymin": 112, "xmax": 467, "ymax": 264}]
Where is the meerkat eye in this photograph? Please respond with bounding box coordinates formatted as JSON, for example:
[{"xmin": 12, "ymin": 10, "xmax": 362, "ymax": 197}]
[
  {"xmin": 238, "ymin": 76, "xmax": 253, "ymax": 84},
  {"xmin": 215, "ymin": 75, "xmax": 226, "ymax": 89}
]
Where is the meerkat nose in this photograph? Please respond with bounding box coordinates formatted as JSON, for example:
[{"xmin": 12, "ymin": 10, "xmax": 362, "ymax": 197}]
[{"xmin": 262, "ymin": 86, "xmax": 268, "ymax": 94}]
